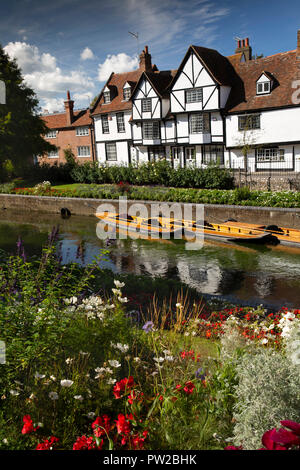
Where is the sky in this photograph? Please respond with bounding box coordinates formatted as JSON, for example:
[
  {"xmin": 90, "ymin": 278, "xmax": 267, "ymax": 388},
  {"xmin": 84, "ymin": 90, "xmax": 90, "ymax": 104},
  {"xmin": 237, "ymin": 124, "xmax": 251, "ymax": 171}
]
[{"xmin": 0, "ymin": 0, "xmax": 300, "ymax": 113}]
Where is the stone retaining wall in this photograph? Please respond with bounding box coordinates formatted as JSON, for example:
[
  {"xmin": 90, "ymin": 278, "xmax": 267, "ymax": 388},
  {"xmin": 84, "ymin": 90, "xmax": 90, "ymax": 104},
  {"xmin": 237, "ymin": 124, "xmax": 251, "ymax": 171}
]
[{"xmin": 1, "ymin": 193, "xmax": 300, "ymax": 229}]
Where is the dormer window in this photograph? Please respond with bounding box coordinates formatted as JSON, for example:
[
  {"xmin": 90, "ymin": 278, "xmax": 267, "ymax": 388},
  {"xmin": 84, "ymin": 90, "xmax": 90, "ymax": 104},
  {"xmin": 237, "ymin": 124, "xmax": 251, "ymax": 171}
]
[
  {"xmin": 123, "ymin": 87, "xmax": 131, "ymax": 101},
  {"xmin": 256, "ymin": 73, "xmax": 272, "ymax": 95},
  {"xmin": 257, "ymin": 81, "xmax": 270, "ymax": 94},
  {"xmin": 103, "ymin": 90, "xmax": 111, "ymax": 104}
]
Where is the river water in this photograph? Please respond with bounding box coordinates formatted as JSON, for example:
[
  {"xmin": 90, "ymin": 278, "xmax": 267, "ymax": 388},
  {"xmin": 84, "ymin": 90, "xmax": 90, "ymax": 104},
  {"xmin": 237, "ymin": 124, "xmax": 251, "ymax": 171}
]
[{"xmin": 1, "ymin": 208, "xmax": 300, "ymax": 309}]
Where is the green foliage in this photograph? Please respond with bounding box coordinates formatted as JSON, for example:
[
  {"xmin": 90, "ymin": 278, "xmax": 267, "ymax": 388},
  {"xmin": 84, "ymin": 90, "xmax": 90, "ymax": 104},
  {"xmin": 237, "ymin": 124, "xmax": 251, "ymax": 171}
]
[
  {"xmin": 0, "ymin": 45, "xmax": 55, "ymax": 167},
  {"xmin": 232, "ymin": 348, "xmax": 300, "ymax": 449}
]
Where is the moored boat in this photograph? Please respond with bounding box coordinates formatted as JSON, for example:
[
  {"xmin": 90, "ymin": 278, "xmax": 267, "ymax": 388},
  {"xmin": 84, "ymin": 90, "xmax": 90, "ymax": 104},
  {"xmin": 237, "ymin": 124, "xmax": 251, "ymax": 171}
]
[{"xmin": 95, "ymin": 212, "xmax": 279, "ymax": 246}]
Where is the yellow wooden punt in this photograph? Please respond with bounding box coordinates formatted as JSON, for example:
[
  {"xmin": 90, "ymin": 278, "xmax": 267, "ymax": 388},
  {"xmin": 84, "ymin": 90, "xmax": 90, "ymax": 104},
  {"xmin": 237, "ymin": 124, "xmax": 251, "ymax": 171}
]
[{"xmin": 96, "ymin": 212, "xmax": 279, "ymax": 246}]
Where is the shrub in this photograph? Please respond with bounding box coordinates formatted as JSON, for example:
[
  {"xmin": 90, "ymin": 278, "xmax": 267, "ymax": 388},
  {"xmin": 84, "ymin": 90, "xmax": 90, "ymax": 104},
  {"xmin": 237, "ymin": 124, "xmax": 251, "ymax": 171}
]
[{"xmin": 231, "ymin": 348, "xmax": 300, "ymax": 449}]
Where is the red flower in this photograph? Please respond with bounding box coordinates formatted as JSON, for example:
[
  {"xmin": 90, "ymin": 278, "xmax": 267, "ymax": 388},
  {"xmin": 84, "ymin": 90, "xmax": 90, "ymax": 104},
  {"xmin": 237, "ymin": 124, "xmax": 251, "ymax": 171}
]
[
  {"xmin": 36, "ymin": 436, "xmax": 59, "ymax": 450},
  {"xmin": 92, "ymin": 415, "xmax": 111, "ymax": 437},
  {"xmin": 73, "ymin": 435, "xmax": 103, "ymax": 450},
  {"xmin": 280, "ymin": 420, "xmax": 300, "ymax": 436},
  {"xmin": 183, "ymin": 381, "xmax": 195, "ymax": 395},
  {"xmin": 225, "ymin": 445, "xmax": 243, "ymax": 450},
  {"xmin": 113, "ymin": 376, "xmax": 135, "ymax": 399},
  {"xmin": 21, "ymin": 415, "xmax": 38, "ymax": 434},
  {"xmin": 260, "ymin": 428, "xmax": 287, "ymax": 450},
  {"xmin": 115, "ymin": 414, "xmax": 131, "ymax": 435}
]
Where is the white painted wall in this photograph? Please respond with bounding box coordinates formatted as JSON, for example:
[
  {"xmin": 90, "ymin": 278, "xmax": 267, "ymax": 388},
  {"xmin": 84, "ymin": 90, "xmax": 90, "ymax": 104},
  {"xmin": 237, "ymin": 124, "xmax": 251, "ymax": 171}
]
[
  {"xmin": 96, "ymin": 141, "xmax": 129, "ymax": 166},
  {"xmin": 226, "ymin": 107, "xmax": 300, "ymax": 148},
  {"xmin": 132, "ymin": 77, "xmax": 161, "ymax": 120},
  {"xmin": 94, "ymin": 110, "xmax": 132, "ymax": 142}
]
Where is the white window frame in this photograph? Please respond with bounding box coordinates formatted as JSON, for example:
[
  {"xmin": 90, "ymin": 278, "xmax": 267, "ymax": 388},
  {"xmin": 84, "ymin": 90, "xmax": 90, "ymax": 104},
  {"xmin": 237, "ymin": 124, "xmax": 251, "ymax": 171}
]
[
  {"xmin": 141, "ymin": 98, "xmax": 152, "ymax": 113},
  {"xmin": 123, "ymin": 87, "xmax": 131, "ymax": 101},
  {"xmin": 77, "ymin": 146, "xmax": 90, "ymax": 157},
  {"xmin": 76, "ymin": 126, "xmax": 89, "ymax": 136},
  {"xmin": 185, "ymin": 88, "xmax": 203, "ymax": 104},
  {"xmin": 238, "ymin": 114, "xmax": 261, "ymax": 131},
  {"xmin": 106, "ymin": 142, "xmax": 117, "ymax": 161},
  {"xmin": 103, "ymin": 91, "xmax": 111, "ymax": 104},
  {"xmin": 256, "ymin": 148, "xmax": 285, "ymax": 162},
  {"xmin": 48, "ymin": 149, "xmax": 58, "ymax": 158},
  {"xmin": 101, "ymin": 114, "xmax": 109, "ymax": 134},
  {"xmin": 256, "ymin": 81, "xmax": 271, "ymax": 95},
  {"xmin": 116, "ymin": 112, "xmax": 125, "ymax": 133},
  {"xmin": 189, "ymin": 113, "xmax": 210, "ymax": 134},
  {"xmin": 46, "ymin": 130, "xmax": 57, "ymax": 139},
  {"xmin": 142, "ymin": 121, "xmax": 160, "ymax": 140}
]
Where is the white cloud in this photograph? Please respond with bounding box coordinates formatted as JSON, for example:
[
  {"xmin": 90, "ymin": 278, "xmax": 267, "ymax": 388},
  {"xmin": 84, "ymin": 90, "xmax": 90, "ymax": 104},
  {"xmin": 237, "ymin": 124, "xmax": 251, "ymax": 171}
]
[
  {"xmin": 80, "ymin": 47, "xmax": 94, "ymax": 60},
  {"xmin": 97, "ymin": 52, "xmax": 138, "ymax": 82},
  {"xmin": 125, "ymin": 0, "xmax": 229, "ymax": 48},
  {"xmin": 4, "ymin": 41, "xmax": 95, "ymax": 111}
]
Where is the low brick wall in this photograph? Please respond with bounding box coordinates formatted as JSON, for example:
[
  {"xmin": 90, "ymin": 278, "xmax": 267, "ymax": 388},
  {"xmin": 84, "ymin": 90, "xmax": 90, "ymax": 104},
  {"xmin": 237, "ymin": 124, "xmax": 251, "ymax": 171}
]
[{"xmin": 1, "ymin": 193, "xmax": 300, "ymax": 229}]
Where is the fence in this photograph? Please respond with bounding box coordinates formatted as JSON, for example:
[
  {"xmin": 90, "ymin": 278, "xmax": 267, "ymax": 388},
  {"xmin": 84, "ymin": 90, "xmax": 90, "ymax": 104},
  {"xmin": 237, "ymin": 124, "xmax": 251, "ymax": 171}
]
[{"xmin": 230, "ymin": 160, "xmax": 300, "ymax": 191}]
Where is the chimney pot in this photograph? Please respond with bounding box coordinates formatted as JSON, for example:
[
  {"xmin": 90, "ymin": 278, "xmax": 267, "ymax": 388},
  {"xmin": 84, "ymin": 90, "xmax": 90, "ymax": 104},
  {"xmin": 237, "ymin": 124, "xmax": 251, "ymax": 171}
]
[
  {"xmin": 67, "ymin": 90, "xmax": 71, "ymax": 100},
  {"xmin": 139, "ymin": 46, "xmax": 152, "ymax": 72}
]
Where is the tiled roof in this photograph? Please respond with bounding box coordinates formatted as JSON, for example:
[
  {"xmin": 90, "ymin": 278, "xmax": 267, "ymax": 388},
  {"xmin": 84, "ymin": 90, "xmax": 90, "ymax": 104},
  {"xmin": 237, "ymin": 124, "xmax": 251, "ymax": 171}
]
[
  {"xmin": 144, "ymin": 70, "xmax": 177, "ymax": 97},
  {"xmin": 227, "ymin": 50, "xmax": 300, "ymax": 113},
  {"xmin": 191, "ymin": 45, "xmax": 239, "ymax": 87},
  {"xmin": 42, "ymin": 108, "xmax": 92, "ymax": 129},
  {"xmin": 91, "ymin": 69, "xmax": 143, "ymax": 116}
]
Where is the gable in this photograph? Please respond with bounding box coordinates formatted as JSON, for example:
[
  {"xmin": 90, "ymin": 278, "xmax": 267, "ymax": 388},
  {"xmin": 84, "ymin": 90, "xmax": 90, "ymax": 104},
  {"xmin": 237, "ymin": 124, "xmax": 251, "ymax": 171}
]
[{"xmin": 171, "ymin": 52, "xmax": 216, "ymax": 91}]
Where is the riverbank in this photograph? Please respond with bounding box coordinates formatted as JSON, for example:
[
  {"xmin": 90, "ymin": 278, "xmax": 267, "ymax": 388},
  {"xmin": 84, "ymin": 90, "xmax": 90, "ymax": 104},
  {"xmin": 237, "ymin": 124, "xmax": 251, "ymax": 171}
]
[{"xmin": 1, "ymin": 192, "xmax": 300, "ymax": 228}]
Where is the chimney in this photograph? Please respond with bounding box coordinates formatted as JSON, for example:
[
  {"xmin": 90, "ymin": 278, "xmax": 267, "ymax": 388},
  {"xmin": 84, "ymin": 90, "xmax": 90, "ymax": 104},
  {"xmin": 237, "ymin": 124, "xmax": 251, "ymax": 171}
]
[
  {"xmin": 139, "ymin": 45, "xmax": 152, "ymax": 72},
  {"xmin": 297, "ymin": 30, "xmax": 300, "ymax": 59},
  {"xmin": 64, "ymin": 90, "xmax": 74, "ymax": 126},
  {"xmin": 235, "ymin": 37, "xmax": 252, "ymax": 61}
]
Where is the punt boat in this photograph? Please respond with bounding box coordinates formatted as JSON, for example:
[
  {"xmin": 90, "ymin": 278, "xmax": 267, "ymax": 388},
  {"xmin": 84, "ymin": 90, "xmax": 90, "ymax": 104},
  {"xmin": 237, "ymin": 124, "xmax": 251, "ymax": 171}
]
[
  {"xmin": 221, "ymin": 221, "xmax": 300, "ymax": 248},
  {"xmin": 95, "ymin": 212, "xmax": 279, "ymax": 246}
]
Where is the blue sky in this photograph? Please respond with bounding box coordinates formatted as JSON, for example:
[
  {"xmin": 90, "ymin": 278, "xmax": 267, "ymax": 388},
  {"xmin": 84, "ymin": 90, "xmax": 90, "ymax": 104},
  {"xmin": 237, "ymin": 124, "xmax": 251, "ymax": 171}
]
[{"xmin": 1, "ymin": 0, "xmax": 300, "ymax": 112}]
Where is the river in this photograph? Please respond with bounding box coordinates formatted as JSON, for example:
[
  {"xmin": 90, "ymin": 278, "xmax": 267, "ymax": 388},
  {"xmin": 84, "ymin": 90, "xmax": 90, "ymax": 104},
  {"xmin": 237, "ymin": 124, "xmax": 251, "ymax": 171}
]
[{"xmin": 1, "ymin": 208, "xmax": 300, "ymax": 309}]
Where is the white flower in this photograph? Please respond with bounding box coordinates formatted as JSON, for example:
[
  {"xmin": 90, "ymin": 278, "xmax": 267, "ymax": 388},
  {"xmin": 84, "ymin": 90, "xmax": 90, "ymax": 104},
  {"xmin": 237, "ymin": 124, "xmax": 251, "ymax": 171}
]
[
  {"xmin": 261, "ymin": 338, "xmax": 268, "ymax": 344},
  {"xmin": 9, "ymin": 390, "xmax": 19, "ymax": 396},
  {"xmin": 108, "ymin": 360, "xmax": 121, "ymax": 368},
  {"xmin": 50, "ymin": 375, "xmax": 56, "ymax": 381},
  {"xmin": 74, "ymin": 395, "xmax": 84, "ymax": 401},
  {"xmin": 114, "ymin": 280, "xmax": 125, "ymax": 288},
  {"xmin": 87, "ymin": 412, "xmax": 95, "ymax": 419},
  {"xmin": 2, "ymin": 439, "xmax": 8, "ymax": 445},
  {"xmin": 154, "ymin": 357, "xmax": 165, "ymax": 363},
  {"xmin": 49, "ymin": 391, "xmax": 59, "ymax": 400},
  {"xmin": 60, "ymin": 379, "xmax": 74, "ymax": 387},
  {"xmin": 118, "ymin": 296, "xmax": 128, "ymax": 303},
  {"xmin": 176, "ymin": 303, "xmax": 182, "ymax": 308},
  {"xmin": 107, "ymin": 378, "xmax": 117, "ymax": 385},
  {"xmin": 79, "ymin": 351, "xmax": 89, "ymax": 356},
  {"xmin": 65, "ymin": 296, "xmax": 77, "ymax": 305},
  {"xmin": 134, "ymin": 357, "xmax": 141, "ymax": 362},
  {"xmin": 35, "ymin": 372, "xmax": 46, "ymax": 379},
  {"xmin": 65, "ymin": 358, "xmax": 74, "ymax": 365}
]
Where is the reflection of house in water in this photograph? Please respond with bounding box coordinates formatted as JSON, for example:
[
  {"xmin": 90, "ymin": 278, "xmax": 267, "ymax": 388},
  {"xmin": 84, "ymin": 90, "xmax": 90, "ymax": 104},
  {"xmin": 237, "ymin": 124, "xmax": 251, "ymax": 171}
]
[
  {"xmin": 253, "ymin": 273, "xmax": 274, "ymax": 298},
  {"xmin": 177, "ymin": 259, "xmax": 222, "ymax": 294},
  {"xmin": 110, "ymin": 242, "xmax": 169, "ymax": 277}
]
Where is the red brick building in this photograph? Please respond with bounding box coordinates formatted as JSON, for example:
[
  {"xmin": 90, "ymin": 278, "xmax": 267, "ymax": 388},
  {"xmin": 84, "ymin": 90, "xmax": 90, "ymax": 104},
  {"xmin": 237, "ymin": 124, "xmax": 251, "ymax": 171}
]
[{"xmin": 40, "ymin": 91, "xmax": 95, "ymax": 164}]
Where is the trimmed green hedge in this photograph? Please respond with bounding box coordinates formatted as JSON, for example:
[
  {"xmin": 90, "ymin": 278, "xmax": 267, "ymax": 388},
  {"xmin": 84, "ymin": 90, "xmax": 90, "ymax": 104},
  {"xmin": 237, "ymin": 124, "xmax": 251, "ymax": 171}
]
[{"xmin": 19, "ymin": 160, "xmax": 235, "ymax": 190}]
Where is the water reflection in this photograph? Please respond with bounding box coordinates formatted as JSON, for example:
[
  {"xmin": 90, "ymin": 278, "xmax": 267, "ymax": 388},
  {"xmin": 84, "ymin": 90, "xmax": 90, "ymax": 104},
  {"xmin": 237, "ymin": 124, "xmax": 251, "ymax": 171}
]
[{"xmin": 1, "ymin": 209, "xmax": 300, "ymax": 308}]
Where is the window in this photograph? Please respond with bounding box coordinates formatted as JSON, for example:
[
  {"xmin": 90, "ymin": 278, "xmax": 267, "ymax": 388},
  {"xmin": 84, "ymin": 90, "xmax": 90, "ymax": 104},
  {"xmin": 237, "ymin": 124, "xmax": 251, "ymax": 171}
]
[
  {"xmin": 123, "ymin": 87, "xmax": 131, "ymax": 101},
  {"xmin": 203, "ymin": 145, "xmax": 224, "ymax": 165},
  {"xmin": 116, "ymin": 113, "xmax": 125, "ymax": 133},
  {"xmin": 142, "ymin": 122, "xmax": 160, "ymax": 140},
  {"xmin": 141, "ymin": 98, "xmax": 151, "ymax": 113},
  {"xmin": 48, "ymin": 149, "xmax": 58, "ymax": 158},
  {"xmin": 149, "ymin": 146, "xmax": 166, "ymax": 162},
  {"xmin": 101, "ymin": 114, "xmax": 109, "ymax": 134},
  {"xmin": 185, "ymin": 88, "xmax": 203, "ymax": 104},
  {"xmin": 185, "ymin": 147, "xmax": 196, "ymax": 166},
  {"xmin": 189, "ymin": 113, "xmax": 210, "ymax": 134},
  {"xmin": 106, "ymin": 142, "xmax": 117, "ymax": 161},
  {"xmin": 256, "ymin": 148, "xmax": 285, "ymax": 162},
  {"xmin": 257, "ymin": 81, "xmax": 271, "ymax": 95},
  {"xmin": 76, "ymin": 126, "xmax": 89, "ymax": 136},
  {"xmin": 103, "ymin": 91, "xmax": 111, "ymax": 104},
  {"xmin": 77, "ymin": 146, "xmax": 90, "ymax": 157},
  {"xmin": 238, "ymin": 114, "xmax": 260, "ymax": 131},
  {"xmin": 46, "ymin": 130, "xmax": 57, "ymax": 138}
]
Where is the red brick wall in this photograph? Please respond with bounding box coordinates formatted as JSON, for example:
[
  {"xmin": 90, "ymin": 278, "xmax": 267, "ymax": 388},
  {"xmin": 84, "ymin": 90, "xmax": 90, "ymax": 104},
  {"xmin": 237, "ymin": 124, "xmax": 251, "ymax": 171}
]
[{"xmin": 40, "ymin": 127, "xmax": 94, "ymax": 165}]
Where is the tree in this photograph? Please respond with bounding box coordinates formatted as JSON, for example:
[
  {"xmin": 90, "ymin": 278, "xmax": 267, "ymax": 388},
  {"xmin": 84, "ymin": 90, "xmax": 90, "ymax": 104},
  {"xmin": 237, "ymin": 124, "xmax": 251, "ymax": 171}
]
[{"xmin": 0, "ymin": 44, "xmax": 55, "ymax": 171}]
